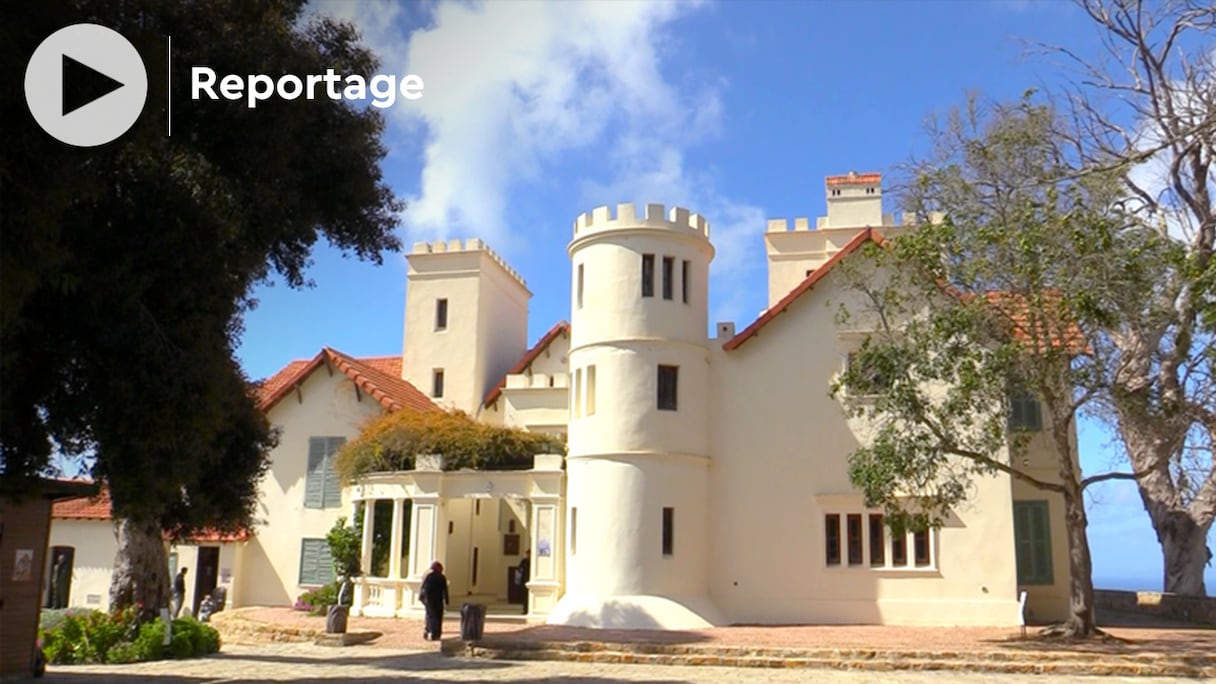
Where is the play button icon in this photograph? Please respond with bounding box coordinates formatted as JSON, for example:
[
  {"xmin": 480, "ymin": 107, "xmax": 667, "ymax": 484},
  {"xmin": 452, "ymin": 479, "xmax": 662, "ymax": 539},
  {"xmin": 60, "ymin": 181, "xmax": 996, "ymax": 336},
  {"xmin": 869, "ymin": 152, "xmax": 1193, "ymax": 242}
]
[
  {"xmin": 62, "ymin": 54, "xmax": 127, "ymax": 116},
  {"xmin": 25, "ymin": 24, "xmax": 148, "ymax": 147}
]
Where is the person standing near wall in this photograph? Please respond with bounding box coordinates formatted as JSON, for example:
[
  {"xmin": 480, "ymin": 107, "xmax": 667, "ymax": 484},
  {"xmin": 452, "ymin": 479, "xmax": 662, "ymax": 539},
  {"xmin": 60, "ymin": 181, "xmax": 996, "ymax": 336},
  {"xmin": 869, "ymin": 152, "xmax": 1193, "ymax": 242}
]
[
  {"xmin": 172, "ymin": 567, "xmax": 188, "ymax": 617},
  {"xmin": 419, "ymin": 561, "xmax": 449, "ymax": 640},
  {"xmin": 48, "ymin": 554, "xmax": 69, "ymax": 609},
  {"xmin": 517, "ymin": 550, "xmax": 530, "ymax": 615}
]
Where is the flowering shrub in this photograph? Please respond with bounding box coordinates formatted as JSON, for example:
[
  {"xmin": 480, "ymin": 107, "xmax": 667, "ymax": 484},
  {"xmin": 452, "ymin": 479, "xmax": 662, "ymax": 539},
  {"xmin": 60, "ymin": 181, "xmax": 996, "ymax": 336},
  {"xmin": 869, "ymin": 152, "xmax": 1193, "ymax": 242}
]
[
  {"xmin": 38, "ymin": 607, "xmax": 220, "ymax": 664},
  {"xmin": 297, "ymin": 583, "xmax": 339, "ymax": 616}
]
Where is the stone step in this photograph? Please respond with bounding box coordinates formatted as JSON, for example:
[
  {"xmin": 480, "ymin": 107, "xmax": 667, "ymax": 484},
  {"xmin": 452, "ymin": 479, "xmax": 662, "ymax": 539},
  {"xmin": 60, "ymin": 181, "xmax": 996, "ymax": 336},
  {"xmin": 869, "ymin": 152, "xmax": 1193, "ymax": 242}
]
[{"xmin": 451, "ymin": 643, "xmax": 1215, "ymax": 678}]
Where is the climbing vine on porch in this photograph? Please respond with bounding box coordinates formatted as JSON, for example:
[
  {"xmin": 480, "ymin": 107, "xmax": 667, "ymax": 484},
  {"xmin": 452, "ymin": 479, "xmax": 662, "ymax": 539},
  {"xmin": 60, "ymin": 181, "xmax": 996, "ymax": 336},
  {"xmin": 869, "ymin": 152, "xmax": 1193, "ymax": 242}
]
[{"xmin": 335, "ymin": 408, "xmax": 565, "ymax": 484}]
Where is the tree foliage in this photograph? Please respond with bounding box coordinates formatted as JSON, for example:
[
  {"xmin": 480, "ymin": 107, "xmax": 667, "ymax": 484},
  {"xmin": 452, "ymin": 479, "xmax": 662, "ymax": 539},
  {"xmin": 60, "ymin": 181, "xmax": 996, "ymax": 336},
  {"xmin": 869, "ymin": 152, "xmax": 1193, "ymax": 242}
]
[
  {"xmin": 336, "ymin": 409, "xmax": 566, "ymax": 484},
  {"xmin": 326, "ymin": 516, "xmax": 362, "ymax": 583},
  {"xmin": 830, "ymin": 2, "xmax": 1216, "ymax": 640},
  {"xmin": 1, "ymin": 0, "xmax": 402, "ymax": 613},
  {"xmin": 1045, "ymin": 0, "xmax": 1216, "ymax": 598},
  {"xmin": 831, "ymin": 98, "xmax": 1130, "ymax": 636}
]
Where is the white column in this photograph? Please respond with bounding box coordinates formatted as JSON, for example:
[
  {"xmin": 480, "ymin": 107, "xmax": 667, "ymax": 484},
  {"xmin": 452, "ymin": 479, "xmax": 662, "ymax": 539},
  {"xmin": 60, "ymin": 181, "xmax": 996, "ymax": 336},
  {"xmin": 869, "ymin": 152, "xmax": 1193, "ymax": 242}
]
[
  {"xmin": 360, "ymin": 499, "xmax": 376, "ymax": 574},
  {"xmin": 526, "ymin": 494, "xmax": 563, "ymax": 618},
  {"xmin": 385, "ymin": 497, "xmax": 406, "ymax": 614},
  {"xmin": 400, "ymin": 494, "xmax": 442, "ymax": 616},
  {"xmin": 389, "ymin": 498, "xmax": 405, "ymax": 579}
]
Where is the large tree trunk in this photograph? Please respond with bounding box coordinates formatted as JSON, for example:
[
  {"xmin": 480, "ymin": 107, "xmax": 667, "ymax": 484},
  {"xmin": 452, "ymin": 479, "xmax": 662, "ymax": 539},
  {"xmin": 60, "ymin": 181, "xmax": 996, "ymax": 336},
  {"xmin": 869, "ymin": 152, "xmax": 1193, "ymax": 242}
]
[
  {"xmin": 1150, "ymin": 506, "xmax": 1211, "ymax": 596},
  {"xmin": 109, "ymin": 515, "xmax": 170, "ymax": 621},
  {"xmin": 1121, "ymin": 416, "xmax": 1212, "ymax": 597},
  {"xmin": 1060, "ymin": 487, "xmax": 1098, "ymax": 636}
]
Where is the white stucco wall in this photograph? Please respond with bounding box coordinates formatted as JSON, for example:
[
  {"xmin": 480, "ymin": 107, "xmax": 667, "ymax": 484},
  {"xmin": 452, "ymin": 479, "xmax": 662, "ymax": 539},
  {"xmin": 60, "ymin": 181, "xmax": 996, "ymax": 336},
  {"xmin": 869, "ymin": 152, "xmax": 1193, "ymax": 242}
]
[
  {"xmin": 46, "ymin": 519, "xmax": 115, "ymax": 611},
  {"xmin": 237, "ymin": 365, "xmax": 383, "ymax": 607},
  {"xmin": 555, "ymin": 203, "xmax": 722, "ymax": 629},
  {"xmin": 709, "ymin": 260, "xmax": 1022, "ymax": 626},
  {"xmin": 403, "ymin": 240, "xmax": 530, "ymax": 417},
  {"xmin": 1011, "ymin": 418, "xmax": 1077, "ymax": 623}
]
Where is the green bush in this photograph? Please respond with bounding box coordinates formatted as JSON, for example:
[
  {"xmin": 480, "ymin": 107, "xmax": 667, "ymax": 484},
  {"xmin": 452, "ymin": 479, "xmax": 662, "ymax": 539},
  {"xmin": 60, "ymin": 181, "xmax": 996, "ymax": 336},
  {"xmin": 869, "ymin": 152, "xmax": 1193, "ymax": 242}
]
[
  {"xmin": 299, "ymin": 582, "xmax": 339, "ymax": 615},
  {"xmin": 104, "ymin": 642, "xmax": 140, "ymax": 664},
  {"xmin": 39, "ymin": 607, "xmax": 97, "ymax": 632},
  {"xmin": 39, "ymin": 610, "xmax": 220, "ymax": 664},
  {"xmin": 132, "ymin": 620, "xmax": 166, "ymax": 661}
]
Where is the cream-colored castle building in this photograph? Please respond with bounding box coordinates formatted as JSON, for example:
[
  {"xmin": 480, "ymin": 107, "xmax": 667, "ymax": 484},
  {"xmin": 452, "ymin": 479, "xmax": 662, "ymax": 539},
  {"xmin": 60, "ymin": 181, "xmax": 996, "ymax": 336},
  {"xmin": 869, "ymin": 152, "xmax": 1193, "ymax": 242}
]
[{"xmin": 48, "ymin": 173, "xmax": 1071, "ymax": 629}]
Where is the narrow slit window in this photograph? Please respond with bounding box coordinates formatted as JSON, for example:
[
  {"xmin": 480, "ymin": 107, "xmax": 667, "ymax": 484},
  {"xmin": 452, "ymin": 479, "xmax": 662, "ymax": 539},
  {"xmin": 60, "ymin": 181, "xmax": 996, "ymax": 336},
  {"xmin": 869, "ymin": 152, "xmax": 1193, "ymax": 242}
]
[
  {"xmin": 681, "ymin": 260, "xmax": 690, "ymax": 304},
  {"xmin": 586, "ymin": 365, "xmax": 596, "ymax": 416},
  {"xmin": 573, "ymin": 368, "xmax": 582, "ymax": 418},
  {"xmin": 576, "ymin": 264, "xmax": 584, "ymax": 309},
  {"xmin": 657, "ymin": 365, "xmax": 678, "ymax": 411},
  {"xmin": 641, "ymin": 254, "xmax": 655, "ymax": 297},
  {"xmin": 432, "ymin": 369, "xmax": 444, "ymax": 398},
  {"xmin": 661, "ymin": 507, "xmax": 674, "ymax": 556},
  {"xmin": 892, "ymin": 531, "xmax": 907, "ymax": 566},
  {"xmin": 825, "ymin": 514, "xmax": 841, "ymax": 566},
  {"xmin": 570, "ymin": 507, "xmax": 578, "ymax": 555},
  {"xmin": 662, "ymin": 256, "xmax": 674, "ymax": 300},
  {"xmin": 914, "ymin": 530, "xmax": 931, "ymax": 567},
  {"xmin": 435, "ymin": 298, "xmax": 448, "ymax": 330},
  {"xmin": 847, "ymin": 514, "xmax": 863, "ymax": 565},
  {"xmin": 573, "ymin": 261, "xmax": 583, "ymax": 307},
  {"xmin": 869, "ymin": 514, "xmax": 885, "ymax": 566}
]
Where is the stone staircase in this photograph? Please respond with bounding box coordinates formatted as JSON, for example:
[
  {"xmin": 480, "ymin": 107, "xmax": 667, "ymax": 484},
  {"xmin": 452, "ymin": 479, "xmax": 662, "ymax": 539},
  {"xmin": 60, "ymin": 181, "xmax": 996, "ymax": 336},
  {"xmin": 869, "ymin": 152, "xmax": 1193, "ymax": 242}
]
[{"xmin": 441, "ymin": 638, "xmax": 1216, "ymax": 677}]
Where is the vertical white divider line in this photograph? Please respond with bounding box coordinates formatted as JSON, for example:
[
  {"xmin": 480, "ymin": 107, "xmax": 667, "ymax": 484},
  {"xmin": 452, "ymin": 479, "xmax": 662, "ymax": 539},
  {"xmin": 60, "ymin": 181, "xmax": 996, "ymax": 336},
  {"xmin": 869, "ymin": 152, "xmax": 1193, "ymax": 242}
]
[{"xmin": 167, "ymin": 35, "xmax": 171, "ymax": 137}]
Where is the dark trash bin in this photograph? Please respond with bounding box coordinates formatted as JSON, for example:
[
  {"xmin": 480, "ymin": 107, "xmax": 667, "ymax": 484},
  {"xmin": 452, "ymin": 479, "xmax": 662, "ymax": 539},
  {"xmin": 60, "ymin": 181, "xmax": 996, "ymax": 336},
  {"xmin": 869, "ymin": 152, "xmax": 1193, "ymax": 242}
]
[{"xmin": 460, "ymin": 602, "xmax": 486, "ymax": 641}]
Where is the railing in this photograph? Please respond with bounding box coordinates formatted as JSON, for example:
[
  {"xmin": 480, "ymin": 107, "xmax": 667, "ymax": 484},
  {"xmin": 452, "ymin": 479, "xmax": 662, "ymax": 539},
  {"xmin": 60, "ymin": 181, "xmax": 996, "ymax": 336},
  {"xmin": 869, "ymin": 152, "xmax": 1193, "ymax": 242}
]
[{"xmin": 352, "ymin": 577, "xmax": 423, "ymax": 618}]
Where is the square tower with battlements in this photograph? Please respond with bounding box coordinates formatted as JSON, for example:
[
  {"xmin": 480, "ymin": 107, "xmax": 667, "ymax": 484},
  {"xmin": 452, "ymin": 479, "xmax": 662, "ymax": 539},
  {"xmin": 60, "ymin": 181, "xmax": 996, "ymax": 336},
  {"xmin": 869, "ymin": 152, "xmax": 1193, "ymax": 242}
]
[
  {"xmin": 763, "ymin": 172, "xmax": 903, "ymax": 308},
  {"xmin": 402, "ymin": 239, "xmax": 531, "ymax": 416}
]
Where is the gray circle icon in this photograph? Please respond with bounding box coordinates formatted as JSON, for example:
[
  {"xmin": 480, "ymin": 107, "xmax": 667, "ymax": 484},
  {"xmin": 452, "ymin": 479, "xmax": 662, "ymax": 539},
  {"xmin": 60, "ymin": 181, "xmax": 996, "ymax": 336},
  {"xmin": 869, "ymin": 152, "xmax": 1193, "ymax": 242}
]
[{"xmin": 24, "ymin": 24, "xmax": 148, "ymax": 147}]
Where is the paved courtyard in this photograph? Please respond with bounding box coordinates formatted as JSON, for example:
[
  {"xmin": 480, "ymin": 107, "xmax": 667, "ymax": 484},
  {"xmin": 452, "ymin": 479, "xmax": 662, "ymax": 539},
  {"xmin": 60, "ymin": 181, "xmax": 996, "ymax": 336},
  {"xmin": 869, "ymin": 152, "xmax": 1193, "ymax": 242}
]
[{"xmin": 39, "ymin": 642, "xmax": 1206, "ymax": 684}]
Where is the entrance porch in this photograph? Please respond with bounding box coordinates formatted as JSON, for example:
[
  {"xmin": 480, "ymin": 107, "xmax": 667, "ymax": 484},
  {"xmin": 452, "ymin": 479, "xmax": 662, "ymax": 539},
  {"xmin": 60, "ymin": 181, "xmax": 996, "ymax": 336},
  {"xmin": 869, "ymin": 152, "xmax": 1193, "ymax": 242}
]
[{"xmin": 348, "ymin": 453, "xmax": 564, "ymax": 621}]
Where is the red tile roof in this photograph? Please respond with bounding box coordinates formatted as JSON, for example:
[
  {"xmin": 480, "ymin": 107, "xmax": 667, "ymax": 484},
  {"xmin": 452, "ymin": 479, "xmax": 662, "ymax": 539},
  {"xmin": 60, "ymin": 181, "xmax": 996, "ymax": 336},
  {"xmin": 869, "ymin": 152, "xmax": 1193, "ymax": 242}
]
[
  {"xmin": 723, "ymin": 227, "xmax": 1085, "ymax": 355},
  {"xmin": 168, "ymin": 528, "xmax": 252, "ymax": 543},
  {"xmin": 484, "ymin": 321, "xmax": 571, "ymax": 407},
  {"xmin": 724, "ymin": 228, "xmax": 883, "ymax": 351},
  {"xmin": 52, "ymin": 486, "xmax": 111, "ymax": 520},
  {"xmin": 974, "ymin": 291, "xmax": 1088, "ymax": 354},
  {"xmin": 54, "ymin": 485, "xmax": 252, "ymax": 542},
  {"xmin": 826, "ymin": 172, "xmax": 882, "ymax": 186},
  {"xmin": 255, "ymin": 349, "xmax": 435, "ymax": 413}
]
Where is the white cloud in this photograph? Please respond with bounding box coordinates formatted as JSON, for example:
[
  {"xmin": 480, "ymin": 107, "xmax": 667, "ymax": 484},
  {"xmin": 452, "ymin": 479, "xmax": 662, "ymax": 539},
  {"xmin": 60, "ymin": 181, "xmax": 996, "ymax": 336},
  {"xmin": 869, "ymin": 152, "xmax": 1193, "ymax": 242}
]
[
  {"xmin": 1123, "ymin": 47, "xmax": 1216, "ymax": 243},
  {"xmin": 312, "ymin": 1, "xmax": 715, "ymax": 234}
]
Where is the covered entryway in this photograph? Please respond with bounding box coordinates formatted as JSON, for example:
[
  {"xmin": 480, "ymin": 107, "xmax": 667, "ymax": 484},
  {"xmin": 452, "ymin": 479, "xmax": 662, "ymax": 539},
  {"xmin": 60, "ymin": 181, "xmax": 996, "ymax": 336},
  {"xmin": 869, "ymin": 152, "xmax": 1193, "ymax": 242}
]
[{"xmin": 349, "ymin": 453, "xmax": 564, "ymax": 621}]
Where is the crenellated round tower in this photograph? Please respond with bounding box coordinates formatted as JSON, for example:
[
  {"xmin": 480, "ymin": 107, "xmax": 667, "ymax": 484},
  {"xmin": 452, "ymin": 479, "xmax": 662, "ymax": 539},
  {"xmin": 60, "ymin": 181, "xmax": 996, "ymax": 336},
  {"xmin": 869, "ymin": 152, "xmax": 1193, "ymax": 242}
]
[{"xmin": 548, "ymin": 203, "xmax": 724, "ymax": 629}]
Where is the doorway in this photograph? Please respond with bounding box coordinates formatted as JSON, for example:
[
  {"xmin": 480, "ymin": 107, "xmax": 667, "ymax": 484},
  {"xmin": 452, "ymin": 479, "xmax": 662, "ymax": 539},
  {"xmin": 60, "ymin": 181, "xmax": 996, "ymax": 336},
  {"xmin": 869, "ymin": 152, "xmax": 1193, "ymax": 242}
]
[
  {"xmin": 45, "ymin": 546, "xmax": 74, "ymax": 609},
  {"xmin": 192, "ymin": 547, "xmax": 219, "ymax": 616}
]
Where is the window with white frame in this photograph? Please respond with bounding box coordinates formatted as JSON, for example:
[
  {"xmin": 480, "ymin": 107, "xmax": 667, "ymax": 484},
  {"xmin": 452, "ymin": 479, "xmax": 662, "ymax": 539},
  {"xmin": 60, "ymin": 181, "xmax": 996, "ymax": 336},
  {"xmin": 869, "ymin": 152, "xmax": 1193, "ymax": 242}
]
[{"xmin": 822, "ymin": 508, "xmax": 936, "ymax": 570}]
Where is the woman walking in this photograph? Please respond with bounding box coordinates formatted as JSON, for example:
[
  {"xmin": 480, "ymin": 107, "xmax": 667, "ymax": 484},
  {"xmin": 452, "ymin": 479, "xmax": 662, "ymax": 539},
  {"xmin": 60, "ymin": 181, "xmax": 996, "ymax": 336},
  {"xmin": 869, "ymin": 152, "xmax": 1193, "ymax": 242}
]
[{"xmin": 419, "ymin": 561, "xmax": 449, "ymax": 640}]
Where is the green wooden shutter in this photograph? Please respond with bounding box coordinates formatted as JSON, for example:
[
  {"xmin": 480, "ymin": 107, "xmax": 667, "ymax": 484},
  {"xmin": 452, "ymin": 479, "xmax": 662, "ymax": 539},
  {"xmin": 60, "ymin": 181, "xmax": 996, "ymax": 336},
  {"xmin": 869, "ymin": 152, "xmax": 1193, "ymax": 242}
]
[
  {"xmin": 299, "ymin": 539, "xmax": 320, "ymax": 585},
  {"xmin": 304, "ymin": 438, "xmax": 326, "ymax": 508},
  {"xmin": 1013, "ymin": 501, "xmax": 1053, "ymax": 584},
  {"xmin": 321, "ymin": 437, "xmax": 346, "ymax": 508},
  {"xmin": 299, "ymin": 539, "xmax": 336, "ymax": 585}
]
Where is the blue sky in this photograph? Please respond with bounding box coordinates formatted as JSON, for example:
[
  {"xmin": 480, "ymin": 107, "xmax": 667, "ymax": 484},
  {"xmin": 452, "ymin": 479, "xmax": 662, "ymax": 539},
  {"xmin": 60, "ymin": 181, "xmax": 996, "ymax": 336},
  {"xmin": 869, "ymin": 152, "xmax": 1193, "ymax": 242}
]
[{"xmin": 234, "ymin": 0, "xmax": 1214, "ymax": 592}]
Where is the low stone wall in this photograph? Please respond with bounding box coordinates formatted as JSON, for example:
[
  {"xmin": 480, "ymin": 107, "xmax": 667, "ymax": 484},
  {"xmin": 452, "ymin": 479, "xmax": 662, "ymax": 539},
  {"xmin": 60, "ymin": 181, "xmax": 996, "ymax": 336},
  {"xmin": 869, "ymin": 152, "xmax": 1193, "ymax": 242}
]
[{"xmin": 1095, "ymin": 589, "xmax": 1216, "ymax": 626}]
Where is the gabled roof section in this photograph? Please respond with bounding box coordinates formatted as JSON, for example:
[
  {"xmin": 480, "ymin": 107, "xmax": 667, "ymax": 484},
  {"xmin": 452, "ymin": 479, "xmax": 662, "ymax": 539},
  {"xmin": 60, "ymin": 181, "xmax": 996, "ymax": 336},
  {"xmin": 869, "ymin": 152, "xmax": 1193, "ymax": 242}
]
[
  {"xmin": 53, "ymin": 485, "xmax": 251, "ymax": 541},
  {"xmin": 723, "ymin": 225, "xmax": 1085, "ymax": 355},
  {"xmin": 724, "ymin": 228, "xmax": 883, "ymax": 351},
  {"xmin": 255, "ymin": 349, "xmax": 436, "ymax": 413},
  {"xmin": 484, "ymin": 321, "xmax": 571, "ymax": 407},
  {"xmin": 52, "ymin": 485, "xmax": 111, "ymax": 519}
]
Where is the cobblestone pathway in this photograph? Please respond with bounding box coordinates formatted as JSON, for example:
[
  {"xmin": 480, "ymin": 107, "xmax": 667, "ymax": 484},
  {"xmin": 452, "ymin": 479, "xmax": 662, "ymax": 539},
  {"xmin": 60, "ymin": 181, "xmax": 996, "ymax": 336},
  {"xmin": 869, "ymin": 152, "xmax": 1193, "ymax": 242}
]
[{"xmin": 41, "ymin": 643, "xmax": 1202, "ymax": 684}]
